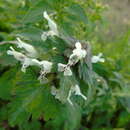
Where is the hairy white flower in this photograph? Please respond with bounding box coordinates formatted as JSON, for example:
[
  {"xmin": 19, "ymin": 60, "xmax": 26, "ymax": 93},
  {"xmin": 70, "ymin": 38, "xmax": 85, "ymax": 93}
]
[
  {"xmin": 7, "ymin": 45, "xmax": 53, "ymax": 83},
  {"xmin": 40, "ymin": 60, "xmax": 53, "ymax": 73},
  {"xmin": 41, "ymin": 32, "xmax": 48, "ymax": 41},
  {"xmin": 41, "ymin": 11, "xmax": 58, "ymax": 41},
  {"xmin": 43, "ymin": 11, "xmax": 58, "ymax": 35},
  {"xmin": 37, "ymin": 60, "xmax": 53, "ymax": 83},
  {"xmin": 68, "ymin": 42, "xmax": 87, "ymax": 66},
  {"xmin": 7, "ymin": 46, "xmax": 26, "ymax": 62},
  {"xmin": 16, "ymin": 37, "xmax": 38, "ymax": 58},
  {"xmin": 41, "ymin": 31, "xmax": 57, "ymax": 41},
  {"xmin": 58, "ymin": 63, "xmax": 66, "ymax": 72},
  {"xmin": 58, "ymin": 63, "xmax": 72, "ymax": 76},
  {"xmin": 72, "ymin": 85, "xmax": 87, "ymax": 100},
  {"xmin": 91, "ymin": 53, "xmax": 105, "ymax": 63},
  {"xmin": 67, "ymin": 84, "xmax": 87, "ymax": 105},
  {"xmin": 21, "ymin": 58, "xmax": 41, "ymax": 72},
  {"xmin": 7, "ymin": 47, "xmax": 39, "ymax": 72},
  {"xmin": 72, "ymin": 42, "xmax": 87, "ymax": 59}
]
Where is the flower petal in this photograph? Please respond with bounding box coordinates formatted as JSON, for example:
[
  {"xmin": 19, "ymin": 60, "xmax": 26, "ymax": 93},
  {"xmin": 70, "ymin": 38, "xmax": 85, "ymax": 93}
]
[
  {"xmin": 64, "ymin": 67, "xmax": 72, "ymax": 76},
  {"xmin": 16, "ymin": 37, "xmax": 37, "ymax": 58},
  {"xmin": 43, "ymin": 11, "xmax": 58, "ymax": 36}
]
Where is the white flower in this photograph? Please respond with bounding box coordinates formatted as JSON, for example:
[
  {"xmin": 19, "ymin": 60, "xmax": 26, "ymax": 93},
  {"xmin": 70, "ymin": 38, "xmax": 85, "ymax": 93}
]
[
  {"xmin": 7, "ymin": 46, "xmax": 38, "ymax": 72},
  {"xmin": 91, "ymin": 53, "xmax": 105, "ymax": 63},
  {"xmin": 16, "ymin": 37, "xmax": 38, "ymax": 58},
  {"xmin": 72, "ymin": 85, "xmax": 87, "ymax": 100},
  {"xmin": 21, "ymin": 58, "xmax": 40, "ymax": 72},
  {"xmin": 68, "ymin": 42, "xmax": 87, "ymax": 66},
  {"xmin": 40, "ymin": 60, "xmax": 53, "ymax": 73},
  {"xmin": 21, "ymin": 59, "xmax": 53, "ymax": 73},
  {"xmin": 67, "ymin": 84, "xmax": 87, "ymax": 105},
  {"xmin": 7, "ymin": 46, "xmax": 26, "ymax": 62},
  {"xmin": 43, "ymin": 11, "xmax": 58, "ymax": 35},
  {"xmin": 42, "ymin": 11, "xmax": 58, "ymax": 41},
  {"xmin": 41, "ymin": 32, "xmax": 48, "ymax": 41},
  {"xmin": 58, "ymin": 63, "xmax": 72, "ymax": 76},
  {"xmin": 37, "ymin": 60, "xmax": 53, "ymax": 83},
  {"xmin": 58, "ymin": 63, "xmax": 66, "ymax": 72},
  {"xmin": 72, "ymin": 42, "xmax": 87, "ymax": 59}
]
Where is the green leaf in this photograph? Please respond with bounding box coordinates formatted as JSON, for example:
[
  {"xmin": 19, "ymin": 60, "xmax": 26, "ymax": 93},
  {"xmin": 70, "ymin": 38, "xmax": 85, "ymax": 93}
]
[
  {"xmin": 0, "ymin": 68, "xmax": 18, "ymax": 100},
  {"xmin": 65, "ymin": 3, "xmax": 88, "ymax": 24},
  {"xmin": 8, "ymin": 69, "xmax": 62, "ymax": 126},
  {"xmin": 44, "ymin": 104, "xmax": 81, "ymax": 130},
  {"xmin": 22, "ymin": 0, "xmax": 52, "ymax": 24},
  {"xmin": 17, "ymin": 27, "xmax": 43, "ymax": 42},
  {"xmin": 55, "ymin": 75, "xmax": 77, "ymax": 104},
  {"xmin": 19, "ymin": 120, "xmax": 41, "ymax": 130}
]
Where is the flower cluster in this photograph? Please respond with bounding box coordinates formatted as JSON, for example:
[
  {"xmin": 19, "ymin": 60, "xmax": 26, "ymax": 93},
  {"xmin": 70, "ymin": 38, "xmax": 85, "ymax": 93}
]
[
  {"xmin": 58, "ymin": 42, "xmax": 87, "ymax": 76},
  {"xmin": 6, "ymin": 11, "xmax": 105, "ymax": 105},
  {"xmin": 7, "ymin": 38, "xmax": 53, "ymax": 83}
]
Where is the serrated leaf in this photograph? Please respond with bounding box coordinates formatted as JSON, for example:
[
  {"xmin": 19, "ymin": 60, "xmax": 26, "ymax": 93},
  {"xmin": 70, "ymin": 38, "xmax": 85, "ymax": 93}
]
[{"xmin": 8, "ymin": 69, "xmax": 62, "ymax": 126}]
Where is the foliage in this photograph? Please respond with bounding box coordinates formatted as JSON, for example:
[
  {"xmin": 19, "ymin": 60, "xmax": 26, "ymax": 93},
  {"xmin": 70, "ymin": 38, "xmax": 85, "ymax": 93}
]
[{"xmin": 0, "ymin": 0, "xmax": 130, "ymax": 130}]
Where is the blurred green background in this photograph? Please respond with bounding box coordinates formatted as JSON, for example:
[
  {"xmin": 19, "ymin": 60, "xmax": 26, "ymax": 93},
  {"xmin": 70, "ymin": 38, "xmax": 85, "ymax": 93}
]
[{"xmin": 0, "ymin": 0, "xmax": 130, "ymax": 130}]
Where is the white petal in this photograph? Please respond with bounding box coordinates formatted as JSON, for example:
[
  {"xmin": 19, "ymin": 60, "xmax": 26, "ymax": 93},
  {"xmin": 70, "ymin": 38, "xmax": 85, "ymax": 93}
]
[
  {"xmin": 16, "ymin": 37, "xmax": 37, "ymax": 58},
  {"xmin": 31, "ymin": 59, "xmax": 41, "ymax": 66},
  {"xmin": 82, "ymin": 50, "xmax": 87, "ymax": 58},
  {"xmin": 43, "ymin": 11, "xmax": 50, "ymax": 20},
  {"xmin": 21, "ymin": 58, "xmax": 41, "ymax": 72},
  {"xmin": 99, "ymin": 58, "xmax": 105, "ymax": 62},
  {"xmin": 40, "ymin": 60, "xmax": 53, "ymax": 73},
  {"xmin": 21, "ymin": 58, "xmax": 30, "ymax": 72},
  {"xmin": 48, "ymin": 30, "xmax": 57, "ymax": 36},
  {"xmin": 73, "ymin": 85, "xmax": 87, "ymax": 100},
  {"xmin": 67, "ymin": 98, "xmax": 73, "ymax": 106},
  {"xmin": 64, "ymin": 67, "xmax": 72, "ymax": 76},
  {"xmin": 41, "ymin": 32, "xmax": 48, "ymax": 41},
  {"xmin": 7, "ymin": 46, "xmax": 26, "ymax": 62},
  {"xmin": 81, "ymin": 94, "xmax": 87, "ymax": 100},
  {"xmin": 71, "ymin": 42, "xmax": 87, "ymax": 61},
  {"xmin": 75, "ymin": 42, "xmax": 82, "ymax": 49},
  {"xmin": 43, "ymin": 11, "xmax": 58, "ymax": 36},
  {"xmin": 58, "ymin": 63, "xmax": 66, "ymax": 72},
  {"xmin": 98, "ymin": 53, "xmax": 103, "ymax": 57},
  {"xmin": 91, "ymin": 56, "xmax": 99, "ymax": 63},
  {"xmin": 91, "ymin": 53, "xmax": 105, "ymax": 63}
]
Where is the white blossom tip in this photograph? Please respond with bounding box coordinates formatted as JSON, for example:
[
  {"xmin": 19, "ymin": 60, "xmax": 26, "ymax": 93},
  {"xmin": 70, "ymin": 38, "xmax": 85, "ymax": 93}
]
[
  {"xmin": 91, "ymin": 53, "xmax": 105, "ymax": 63},
  {"xmin": 43, "ymin": 11, "xmax": 49, "ymax": 19},
  {"xmin": 75, "ymin": 42, "xmax": 82, "ymax": 49}
]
